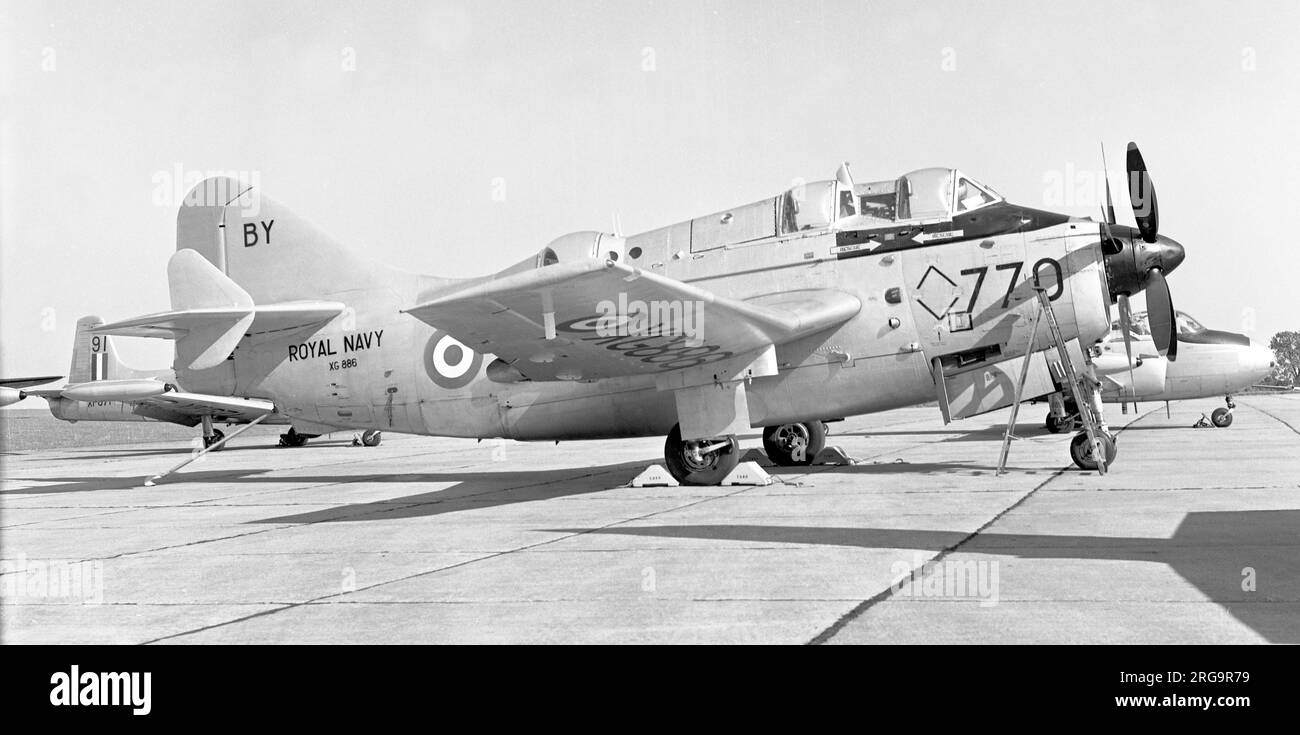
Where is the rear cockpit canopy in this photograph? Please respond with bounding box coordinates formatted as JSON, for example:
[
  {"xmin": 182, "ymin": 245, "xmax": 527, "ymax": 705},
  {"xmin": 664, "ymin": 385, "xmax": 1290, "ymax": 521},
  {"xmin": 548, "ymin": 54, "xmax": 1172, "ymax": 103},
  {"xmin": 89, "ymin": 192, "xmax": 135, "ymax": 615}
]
[{"xmin": 779, "ymin": 168, "xmax": 1002, "ymax": 234}]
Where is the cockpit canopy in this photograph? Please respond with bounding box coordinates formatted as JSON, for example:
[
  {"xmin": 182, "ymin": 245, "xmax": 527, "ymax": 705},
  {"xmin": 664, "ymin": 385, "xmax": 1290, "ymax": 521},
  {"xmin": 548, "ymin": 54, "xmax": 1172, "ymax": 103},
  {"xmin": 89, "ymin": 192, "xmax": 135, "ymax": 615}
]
[
  {"xmin": 777, "ymin": 168, "xmax": 1003, "ymax": 234},
  {"xmin": 1108, "ymin": 310, "xmax": 1207, "ymax": 339}
]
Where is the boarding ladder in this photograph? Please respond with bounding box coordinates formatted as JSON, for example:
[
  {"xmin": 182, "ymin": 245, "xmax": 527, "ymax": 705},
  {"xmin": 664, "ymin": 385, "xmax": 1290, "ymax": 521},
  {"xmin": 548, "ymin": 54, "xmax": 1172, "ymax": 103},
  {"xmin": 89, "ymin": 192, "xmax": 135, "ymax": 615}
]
[{"xmin": 997, "ymin": 286, "xmax": 1109, "ymax": 475}]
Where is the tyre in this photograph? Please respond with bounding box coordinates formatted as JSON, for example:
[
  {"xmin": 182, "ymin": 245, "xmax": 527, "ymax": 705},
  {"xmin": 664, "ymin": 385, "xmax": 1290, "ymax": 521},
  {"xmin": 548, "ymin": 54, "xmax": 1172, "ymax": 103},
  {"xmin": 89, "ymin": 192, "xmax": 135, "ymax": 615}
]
[
  {"xmin": 1211, "ymin": 408, "xmax": 1233, "ymax": 428},
  {"xmin": 361, "ymin": 429, "xmax": 382, "ymax": 446},
  {"xmin": 1070, "ymin": 431, "xmax": 1117, "ymax": 470},
  {"xmin": 1045, "ymin": 413, "xmax": 1072, "ymax": 434},
  {"xmin": 663, "ymin": 424, "xmax": 740, "ymax": 485},
  {"xmin": 204, "ymin": 429, "xmax": 226, "ymax": 451},
  {"xmin": 762, "ymin": 422, "xmax": 827, "ymax": 466}
]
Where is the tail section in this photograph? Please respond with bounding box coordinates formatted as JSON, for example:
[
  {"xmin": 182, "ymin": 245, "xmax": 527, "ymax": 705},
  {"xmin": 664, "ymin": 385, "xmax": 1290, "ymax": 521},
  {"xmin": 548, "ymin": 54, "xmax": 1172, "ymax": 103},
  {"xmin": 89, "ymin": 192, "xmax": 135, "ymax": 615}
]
[
  {"xmin": 68, "ymin": 316, "xmax": 163, "ymax": 383},
  {"xmin": 176, "ymin": 177, "xmax": 425, "ymax": 303}
]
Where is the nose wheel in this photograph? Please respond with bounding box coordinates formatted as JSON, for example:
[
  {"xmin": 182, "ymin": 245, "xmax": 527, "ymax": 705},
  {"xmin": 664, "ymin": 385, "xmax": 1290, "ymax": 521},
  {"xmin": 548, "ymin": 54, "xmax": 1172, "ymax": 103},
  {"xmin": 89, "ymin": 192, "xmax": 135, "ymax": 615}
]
[
  {"xmin": 663, "ymin": 424, "xmax": 740, "ymax": 485},
  {"xmin": 1070, "ymin": 430, "xmax": 1117, "ymax": 470},
  {"xmin": 1211, "ymin": 396, "xmax": 1236, "ymax": 427}
]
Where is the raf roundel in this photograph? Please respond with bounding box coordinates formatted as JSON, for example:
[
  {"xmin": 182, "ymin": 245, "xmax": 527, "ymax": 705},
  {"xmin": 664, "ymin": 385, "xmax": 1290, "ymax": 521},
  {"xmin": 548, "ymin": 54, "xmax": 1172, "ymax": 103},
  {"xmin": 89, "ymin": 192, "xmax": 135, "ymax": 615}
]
[{"xmin": 423, "ymin": 330, "xmax": 483, "ymax": 389}]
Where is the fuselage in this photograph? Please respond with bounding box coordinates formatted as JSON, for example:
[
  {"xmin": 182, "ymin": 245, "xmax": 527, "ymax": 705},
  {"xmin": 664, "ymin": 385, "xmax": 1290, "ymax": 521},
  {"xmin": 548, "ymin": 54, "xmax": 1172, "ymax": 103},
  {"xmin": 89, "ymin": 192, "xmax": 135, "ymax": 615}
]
[{"xmin": 184, "ymin": 210, "xmax": 1117, "ymax": 440}]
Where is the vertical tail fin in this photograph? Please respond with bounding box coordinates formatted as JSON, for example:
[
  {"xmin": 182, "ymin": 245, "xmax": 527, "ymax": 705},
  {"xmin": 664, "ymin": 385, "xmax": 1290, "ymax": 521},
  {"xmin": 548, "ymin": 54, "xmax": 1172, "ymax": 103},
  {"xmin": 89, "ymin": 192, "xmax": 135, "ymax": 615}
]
[
  {"xmin": 68, "ymin": 316, "xmax": 159, "ymax": 383},
  {"xmin": 176, "ymin": 177, "xmax": 424, "ymax": 303}
]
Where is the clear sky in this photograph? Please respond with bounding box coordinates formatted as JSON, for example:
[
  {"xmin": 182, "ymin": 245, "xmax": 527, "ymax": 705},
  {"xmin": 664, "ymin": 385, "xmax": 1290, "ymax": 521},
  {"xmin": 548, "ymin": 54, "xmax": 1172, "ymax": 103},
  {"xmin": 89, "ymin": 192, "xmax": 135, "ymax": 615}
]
[{"xmin": 3, "ymin": 0, "xmax": 1297, "ymax": 379}]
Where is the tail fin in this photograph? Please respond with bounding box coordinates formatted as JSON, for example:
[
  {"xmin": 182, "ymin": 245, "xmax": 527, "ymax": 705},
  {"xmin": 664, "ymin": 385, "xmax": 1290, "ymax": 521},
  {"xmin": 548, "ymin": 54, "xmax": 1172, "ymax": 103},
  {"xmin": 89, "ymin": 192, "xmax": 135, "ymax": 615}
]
[
  {"xmin": 176, "ymin": 177, "xmax": 422, "ymax": 302},
  {"xmin": 68, "ymin": 316, "xmax": 157, "ymax": 383}
]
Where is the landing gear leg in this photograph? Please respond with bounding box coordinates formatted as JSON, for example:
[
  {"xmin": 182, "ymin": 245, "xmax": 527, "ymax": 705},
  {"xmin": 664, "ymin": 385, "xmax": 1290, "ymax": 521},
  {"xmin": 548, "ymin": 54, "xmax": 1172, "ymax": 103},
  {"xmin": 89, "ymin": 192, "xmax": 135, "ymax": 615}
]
[
  {"xmin": 1070, "ymin": 365, "xmax": 1117, "ymax": 471},
  {"xmin": 663, "ymin": 424, "xmax": 740, "ymax": 485},
  {"xmin": 201, "ymin": 416, "xmax": 226, "ymax": 451},
  {"xmin": 1211, "ymin": 396, "xmax": 1236, "ymax": 428}
]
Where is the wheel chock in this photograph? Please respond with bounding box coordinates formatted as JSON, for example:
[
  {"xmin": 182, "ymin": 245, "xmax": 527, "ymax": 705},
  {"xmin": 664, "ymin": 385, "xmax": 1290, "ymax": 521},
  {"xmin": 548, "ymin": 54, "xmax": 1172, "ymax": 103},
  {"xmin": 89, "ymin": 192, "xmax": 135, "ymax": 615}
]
[
  {"xmin": 740, "ymin": 448, "xmax": 773, "ymax": 465},
  {"xmin": 631, "ymin": 464, "xmax": 680, "ymax": 487},
  {"xmin": 813, "ymin": 446, "xmax": 857, "ymax": 465},
  {"xmin": 722, "ymin": 461, "xmax": 773, "ymax": 486}
]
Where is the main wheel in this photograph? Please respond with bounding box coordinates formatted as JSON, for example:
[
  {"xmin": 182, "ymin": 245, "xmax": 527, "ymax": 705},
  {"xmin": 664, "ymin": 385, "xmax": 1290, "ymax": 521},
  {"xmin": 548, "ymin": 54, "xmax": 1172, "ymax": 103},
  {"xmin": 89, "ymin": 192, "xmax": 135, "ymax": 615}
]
[
  {"xmin": 279, "ymin": 428, "xmax": 309, "ymax": 448},
  {"xmin": 762, "ymin": 422, "xmax": 827, "ymax": 466},
  {"xmin": 361, "ymin": 429, "xmax": 382, "ymax": 446},
  {"xmin": 1045, "ymin": 413, "xmax": 1073, "ymax": 434},
  {"xmin": 663, "ymin": 424, "xmax": 740, "ymax": 485},
  {"xmin": 204, "ymin": 429, "xmax": 226, "ymax": 451},
  {"xmin": 1070, "ymin": 431, "xmax": 1117, "ymax": 470},
  {"xmin": 1211, "ymin": 408, "xmax": 1233, "ymax": 428}
]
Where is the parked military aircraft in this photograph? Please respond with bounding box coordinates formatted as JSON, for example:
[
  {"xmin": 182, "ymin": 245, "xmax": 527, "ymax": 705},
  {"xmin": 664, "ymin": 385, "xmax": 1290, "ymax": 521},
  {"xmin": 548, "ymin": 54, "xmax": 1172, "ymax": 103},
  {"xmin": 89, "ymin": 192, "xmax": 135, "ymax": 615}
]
[
  {"xmin": 88, "ymin": 142, "xmax": 1185, "ymax": 484},
  {"xmin": 2, "ymin": 317, "xmax": 363, "ymax": 448},
  {"xmin": 1044, "ymin": 309, "xmax": 1276, "ymax": 431}
]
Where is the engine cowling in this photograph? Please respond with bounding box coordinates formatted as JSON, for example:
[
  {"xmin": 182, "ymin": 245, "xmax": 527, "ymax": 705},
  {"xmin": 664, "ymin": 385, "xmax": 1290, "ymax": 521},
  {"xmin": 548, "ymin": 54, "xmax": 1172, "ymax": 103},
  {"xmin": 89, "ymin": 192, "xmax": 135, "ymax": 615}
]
[
  {"xmin": 0, "ymin": 387, "xmax": 27, "ymax": 407},
  {"xmin": 495, "ymin": 231, "xmax": 626, "ymax": 277}
]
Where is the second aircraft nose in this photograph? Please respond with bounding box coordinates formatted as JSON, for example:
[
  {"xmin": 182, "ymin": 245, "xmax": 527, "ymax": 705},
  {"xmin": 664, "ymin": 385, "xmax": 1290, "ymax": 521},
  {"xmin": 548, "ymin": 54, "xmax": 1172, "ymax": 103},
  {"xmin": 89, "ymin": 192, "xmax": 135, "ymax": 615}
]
[{"xmin": 1246, "ymin": 341, "xmax": 1277, "ymax": 381}]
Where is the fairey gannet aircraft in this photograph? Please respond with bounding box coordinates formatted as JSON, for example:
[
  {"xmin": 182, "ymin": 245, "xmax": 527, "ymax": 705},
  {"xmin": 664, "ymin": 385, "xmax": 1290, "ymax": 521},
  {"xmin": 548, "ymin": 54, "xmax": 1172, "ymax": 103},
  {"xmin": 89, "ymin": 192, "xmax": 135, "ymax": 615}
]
[
  {"xmin": 1, "ymin": 317, "xmax": 361, "ymax": 449},
  {"xmin": 87, "ymin": 143, "xmax": 1186, "ymax": 484},
  {"xmin": 1044, "ymin": 309, "xmax": 1276, "ymax": 431}
]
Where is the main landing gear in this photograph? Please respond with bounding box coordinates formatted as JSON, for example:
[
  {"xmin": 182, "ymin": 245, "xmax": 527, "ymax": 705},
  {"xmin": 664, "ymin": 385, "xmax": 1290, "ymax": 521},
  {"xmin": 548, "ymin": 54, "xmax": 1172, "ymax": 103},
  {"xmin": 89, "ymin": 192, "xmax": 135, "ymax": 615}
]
[
  {"xmin": 359, "ymin": 429, "xmax": 382, "ymax": 447},
  {"xmin": 1211, "ymin": 396, "xmax": 1236, "ymax": 428},
  {"xmin": 200, "ymin": 415, "xmax": 226, "ymax": 451},
  {"xmin": 1044, "ymin": 394, "xmax": 1079, "ymax": 434},
  {"xmin": 762, "ymin": 421, "xmax": 827, "ymax": 466},
  {"xmin": 663, "ymin": 424, "xmax": 740, "ymax": 485}
]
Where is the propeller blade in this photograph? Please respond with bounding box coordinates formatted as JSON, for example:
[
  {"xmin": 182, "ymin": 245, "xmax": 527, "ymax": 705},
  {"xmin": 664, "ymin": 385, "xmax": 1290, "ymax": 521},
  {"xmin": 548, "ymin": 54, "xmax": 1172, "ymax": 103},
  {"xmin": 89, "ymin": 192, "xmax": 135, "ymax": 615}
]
[
  {"xmin": 1117, "ymin": 293, "xmax": 1136, "ymax": 398},
  {"xmin": 1101, "ymin": 143, "xmax": 1116, "ymax": 226},
  {"xmin": 1126, "ymin": 142, "xmax": 1159, "ymax": 243},
  {"xmin": 1145, "ymin": 268, "xmax": 1178, "ymax": 361}
]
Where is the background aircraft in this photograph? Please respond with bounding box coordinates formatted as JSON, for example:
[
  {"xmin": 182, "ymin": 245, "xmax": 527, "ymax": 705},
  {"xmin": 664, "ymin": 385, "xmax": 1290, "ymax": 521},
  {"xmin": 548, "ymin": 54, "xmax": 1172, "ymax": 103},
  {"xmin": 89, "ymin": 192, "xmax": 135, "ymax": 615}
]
[
  {"xmin": 88, "ymin": 144, "xmax": 1184, "ymax": 483},
  {"xmin": 2, "ymin": 317, "xmax": 369, "ymax": 449},
  {"xmin": 1044, "ymin": 309, "xmax": 1276, "ymax": 431}
]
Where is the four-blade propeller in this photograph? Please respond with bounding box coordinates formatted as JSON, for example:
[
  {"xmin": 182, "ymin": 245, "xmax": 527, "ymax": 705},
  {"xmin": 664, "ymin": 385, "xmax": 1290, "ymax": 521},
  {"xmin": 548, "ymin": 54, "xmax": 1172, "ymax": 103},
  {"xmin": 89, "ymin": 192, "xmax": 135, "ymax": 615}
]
[{"xmin": 1102, "ymin": 141, "xmax": 1178, "ymax": 363}]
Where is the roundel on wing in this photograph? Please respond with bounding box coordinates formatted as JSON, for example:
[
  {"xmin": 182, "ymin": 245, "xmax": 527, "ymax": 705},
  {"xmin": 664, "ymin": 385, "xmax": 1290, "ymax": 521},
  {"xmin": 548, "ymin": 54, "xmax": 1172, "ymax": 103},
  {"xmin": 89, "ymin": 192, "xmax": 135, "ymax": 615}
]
[{"xmin": 423, "ymin": 330, "xmax": 483, "ymax": 389}]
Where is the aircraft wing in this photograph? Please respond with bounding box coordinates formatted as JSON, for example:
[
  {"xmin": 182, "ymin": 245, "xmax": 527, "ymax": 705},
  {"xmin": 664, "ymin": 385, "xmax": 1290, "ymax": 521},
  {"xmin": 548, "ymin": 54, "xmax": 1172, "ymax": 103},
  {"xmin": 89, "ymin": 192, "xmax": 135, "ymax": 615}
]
[
  {"xmin": 402, "ymin": 259, "xmax": 860, "ymax": 381},
  {"xmin": 139, "ymin": 392, "xmax": 277, "ymax": 422},
  {"xmin": 0, "ymin": 376, "xmax": 63, "ymax": 389},
  {"xmin": 92, "ymin": 302, "xmax": 345, "ymax": 339}
]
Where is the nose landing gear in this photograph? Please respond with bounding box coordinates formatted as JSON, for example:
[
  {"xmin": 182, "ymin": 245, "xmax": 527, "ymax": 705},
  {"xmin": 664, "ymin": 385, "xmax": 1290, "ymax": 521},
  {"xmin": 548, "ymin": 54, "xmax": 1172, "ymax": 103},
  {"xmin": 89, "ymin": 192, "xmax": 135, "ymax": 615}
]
[{"xmin": 1211, "ymin": 396, "xmax": 1236, "ymax": 428}]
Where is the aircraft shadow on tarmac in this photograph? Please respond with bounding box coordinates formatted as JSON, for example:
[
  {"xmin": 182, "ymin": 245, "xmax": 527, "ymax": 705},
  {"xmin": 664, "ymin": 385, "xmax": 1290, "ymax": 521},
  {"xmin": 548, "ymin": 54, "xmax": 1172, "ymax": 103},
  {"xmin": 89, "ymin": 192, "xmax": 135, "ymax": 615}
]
[
  {"xmin": 250, "ymin": 461, "xmax": 655, "ymax": 524},
  {"xmin": 833, "ymin": 426, "xmax": 1015, "ymax": 443},
  {"xmin": 248, "ymin": 454, "xmax": 1060, "ymax": 524},
  {"xmin": 0, "ymin": 451, "xmax": 1021, "ymax": 501},
  {"xmin": 546, "ymin": 510, "xmax": 1300, "ymax": 643},
  {"xmin": 1, "ymin": 469, "xmax": 277, "ymax": 495}
]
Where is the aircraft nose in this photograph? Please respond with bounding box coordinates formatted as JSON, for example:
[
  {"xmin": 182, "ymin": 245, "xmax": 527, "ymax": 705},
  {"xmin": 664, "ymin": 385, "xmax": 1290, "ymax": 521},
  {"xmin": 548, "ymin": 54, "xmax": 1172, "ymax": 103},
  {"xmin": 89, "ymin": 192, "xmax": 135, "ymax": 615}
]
[{"xmin": 1247, "ymin": 340, "xmax": 1277, "ymax": 379}]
